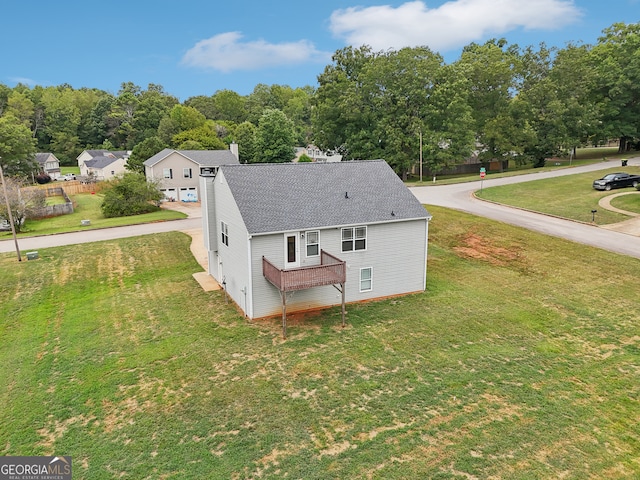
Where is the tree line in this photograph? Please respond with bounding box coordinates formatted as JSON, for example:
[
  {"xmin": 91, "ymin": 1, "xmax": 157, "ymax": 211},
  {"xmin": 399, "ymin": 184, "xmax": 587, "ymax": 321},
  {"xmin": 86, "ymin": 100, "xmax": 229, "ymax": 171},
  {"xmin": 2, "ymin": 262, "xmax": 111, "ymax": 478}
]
[{"xmin": 0, "ymin": 21, "xmax": 638, "ymax": 179}]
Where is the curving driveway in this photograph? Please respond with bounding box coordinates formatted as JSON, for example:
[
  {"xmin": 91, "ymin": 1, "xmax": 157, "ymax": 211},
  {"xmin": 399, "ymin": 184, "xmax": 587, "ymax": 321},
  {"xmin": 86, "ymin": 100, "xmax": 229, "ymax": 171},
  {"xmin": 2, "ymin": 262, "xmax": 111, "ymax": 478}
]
[{"xmin": 410, "ymin": 157, "xmax": 640, "ymax": 259}]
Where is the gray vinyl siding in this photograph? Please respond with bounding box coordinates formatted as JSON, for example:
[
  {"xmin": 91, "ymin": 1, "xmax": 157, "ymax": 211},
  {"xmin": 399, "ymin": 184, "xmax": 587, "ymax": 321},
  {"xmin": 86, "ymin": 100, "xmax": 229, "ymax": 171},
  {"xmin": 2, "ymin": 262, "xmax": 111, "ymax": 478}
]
[
  {"xmin": 249, "ymin": 218, "xmax": 428, "ymax": 319},
  {"xmin": 200, "ymin": 176, "xmax": 217, "ymax": 254},
  {"xmin": 211, "ymin": 171, "xmax": 251, "ymax": 313}
]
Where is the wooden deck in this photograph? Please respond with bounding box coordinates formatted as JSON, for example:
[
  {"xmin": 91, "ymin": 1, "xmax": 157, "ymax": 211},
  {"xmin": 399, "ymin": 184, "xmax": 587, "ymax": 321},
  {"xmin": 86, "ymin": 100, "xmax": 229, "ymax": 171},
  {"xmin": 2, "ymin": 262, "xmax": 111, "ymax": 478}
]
[
  {"xmin": 262, "ymin": 250, "xmax": 347, "ymax": 338},
  {"xmin": 262, "ymin": 250, "xmax": 346, "ymax": 292}
]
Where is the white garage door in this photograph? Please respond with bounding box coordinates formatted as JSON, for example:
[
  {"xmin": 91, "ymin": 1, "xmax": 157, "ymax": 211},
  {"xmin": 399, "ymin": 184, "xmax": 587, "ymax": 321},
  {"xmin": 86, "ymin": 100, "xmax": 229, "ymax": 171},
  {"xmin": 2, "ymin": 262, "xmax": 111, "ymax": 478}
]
[
  {"xmin": 161, "ymin": 188, "xmax": 177, "ymax": 201},
  {"xmin": 179, "ymin": 187, "xmax": 198, "ymax": 202}
]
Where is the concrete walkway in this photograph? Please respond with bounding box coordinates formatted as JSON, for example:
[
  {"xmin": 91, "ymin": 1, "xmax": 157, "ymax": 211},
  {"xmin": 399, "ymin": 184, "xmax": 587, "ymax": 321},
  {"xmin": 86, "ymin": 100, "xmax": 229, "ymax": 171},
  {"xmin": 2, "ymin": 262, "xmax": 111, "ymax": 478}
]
[
  {"xmin": 598, "ymin": 191, "xmax": 640, "ymax": 235},
  {"xmin": 160, "ymin": 202, "xmax": 220, "ymax": 292}
]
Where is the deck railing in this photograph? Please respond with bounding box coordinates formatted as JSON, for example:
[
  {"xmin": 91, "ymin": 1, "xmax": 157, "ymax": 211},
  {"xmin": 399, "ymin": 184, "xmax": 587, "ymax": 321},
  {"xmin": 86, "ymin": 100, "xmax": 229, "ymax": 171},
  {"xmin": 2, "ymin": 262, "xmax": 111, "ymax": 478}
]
[{"xmin": 263, "ymin": 250, "xmax": 346, "ymax": 292}]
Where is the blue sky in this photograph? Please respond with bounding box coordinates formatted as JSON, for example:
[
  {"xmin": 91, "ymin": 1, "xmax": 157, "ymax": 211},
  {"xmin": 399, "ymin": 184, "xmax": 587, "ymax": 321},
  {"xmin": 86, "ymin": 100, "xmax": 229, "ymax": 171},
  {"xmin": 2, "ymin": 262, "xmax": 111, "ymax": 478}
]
[{"xmin": 2, "ymin": 0, "xmax": 638, "ymax": 101}]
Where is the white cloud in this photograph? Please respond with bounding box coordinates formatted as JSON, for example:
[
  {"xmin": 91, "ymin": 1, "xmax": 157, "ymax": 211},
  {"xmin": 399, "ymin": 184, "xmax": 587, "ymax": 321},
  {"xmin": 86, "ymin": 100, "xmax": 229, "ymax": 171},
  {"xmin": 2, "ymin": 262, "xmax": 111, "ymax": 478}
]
[
  {"xmin": 329, "ymin": 0, "xmax": 583, "ymax": 51},
  {"xmin": 181, "ymin": 32, "xmax": 331, "ymax": 72},
  {"xmin": 9, "ymin": 76, "xmax": 38, "ymax": 86}
]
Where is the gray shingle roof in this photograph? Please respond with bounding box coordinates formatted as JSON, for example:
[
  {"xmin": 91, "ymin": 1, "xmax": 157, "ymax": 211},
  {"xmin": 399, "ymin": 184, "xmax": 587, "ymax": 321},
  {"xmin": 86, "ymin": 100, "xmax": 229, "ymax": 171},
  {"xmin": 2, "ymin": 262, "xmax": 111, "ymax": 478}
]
[
  {"xmin": 84, "ymin": 156, "xmax": 120, "ymax": 169},
  {"xmin": 221, "ymin": 160, "xmax": 430, "ymax": 235},
  {"xmin": 35, "ymin": 153, "xmax": 53, "ymax": 165},
  {"xmin": 143, "ymin": 149, "xmax": 239, "ymax": 167}
]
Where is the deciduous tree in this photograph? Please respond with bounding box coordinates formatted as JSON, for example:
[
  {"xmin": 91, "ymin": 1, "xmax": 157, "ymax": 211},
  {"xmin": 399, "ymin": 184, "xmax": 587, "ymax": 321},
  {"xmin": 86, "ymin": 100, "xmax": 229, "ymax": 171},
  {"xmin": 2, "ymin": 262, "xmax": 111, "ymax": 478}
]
[
  {"xmin": 0, "ymin": 176, "xmax": 45, "ymax": 232},
  {"xmin": 0, "ymin": 114, "xmax": 37, "ymax": 176},
  {"xmin": 254, "ymin": 109, "xmax": 295, "ymax": 163}
]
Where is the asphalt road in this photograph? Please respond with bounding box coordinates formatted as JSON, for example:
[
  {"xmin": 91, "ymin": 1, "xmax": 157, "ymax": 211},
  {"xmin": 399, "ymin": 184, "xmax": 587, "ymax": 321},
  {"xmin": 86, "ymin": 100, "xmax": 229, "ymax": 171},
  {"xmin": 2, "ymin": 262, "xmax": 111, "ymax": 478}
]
[
  {"xmin": 0, "ymin": 217, "xmax": 203, "ymax": 255},
  {"xmin": 410, "ymin": 157, "xmax": 640, "ymax": 259},
  {"xmin": 2, "ymin": 157, "xmax": 639, "ymax": 259}
]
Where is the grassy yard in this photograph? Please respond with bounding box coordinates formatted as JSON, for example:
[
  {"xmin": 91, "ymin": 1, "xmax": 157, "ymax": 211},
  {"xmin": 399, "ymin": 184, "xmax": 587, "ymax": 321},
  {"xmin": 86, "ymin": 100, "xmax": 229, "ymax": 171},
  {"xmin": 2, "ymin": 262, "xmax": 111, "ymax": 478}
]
[
  {"xmin": 610, "ymin": 192, "xmax": 640, "ymax": 214},
  {"xmin": 475, "ymin": 166, "xmax": 640, "ymax": 224},
  {"xmin": 1, "ymin": 207, "xmax": 639, "ymax": 479},
  {"xmin": 0, "ymin": 193, "xmax": 186, "ymax": 238},
  {"xmin": 406, "ymin": 147, "xmax": 630, "ymax": 186}
]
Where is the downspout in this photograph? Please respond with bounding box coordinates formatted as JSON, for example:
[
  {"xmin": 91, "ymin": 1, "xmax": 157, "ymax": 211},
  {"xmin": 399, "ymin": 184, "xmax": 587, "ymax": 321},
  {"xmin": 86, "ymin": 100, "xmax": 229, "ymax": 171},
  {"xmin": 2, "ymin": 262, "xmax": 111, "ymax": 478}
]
[
  {"xmin": 423, "ymin": 217, "xmax": 431, "ymax": 290},
  {"xmin": 246, "ymin": 234, "xmax": 253, "ymax": 319}
]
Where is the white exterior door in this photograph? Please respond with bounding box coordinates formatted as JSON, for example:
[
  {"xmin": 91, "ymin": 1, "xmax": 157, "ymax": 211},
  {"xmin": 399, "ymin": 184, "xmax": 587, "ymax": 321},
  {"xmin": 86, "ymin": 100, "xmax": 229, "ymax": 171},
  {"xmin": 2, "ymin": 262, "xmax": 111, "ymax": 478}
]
[{"xmin": 284, "ymin": 233, "xmax": 300, "ymax": 269}]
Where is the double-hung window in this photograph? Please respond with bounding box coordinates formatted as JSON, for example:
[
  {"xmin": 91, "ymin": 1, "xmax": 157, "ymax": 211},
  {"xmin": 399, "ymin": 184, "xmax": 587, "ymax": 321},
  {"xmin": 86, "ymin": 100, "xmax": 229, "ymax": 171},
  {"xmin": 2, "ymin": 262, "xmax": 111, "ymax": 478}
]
[
  {"xmin": 305, "ymin": 230, "xmax": 319, "ymax": 257},
  {"xmin": 183, "ymin": 168, "xmax": 192, "ymax": 179},
  {"xmin": 163, "ymin": 168, "xmax": 173, "ymax": 179},
  {"xmin": 221, "ymin": 221, "xmax": 229, "ymax": 246},
  {"xmin": 360, "ymin": 267, "xmax": 373, "ymax": 292},
  {"xmin": 341, "ymin": 226, "xmax": 366, "ymax": 252}
]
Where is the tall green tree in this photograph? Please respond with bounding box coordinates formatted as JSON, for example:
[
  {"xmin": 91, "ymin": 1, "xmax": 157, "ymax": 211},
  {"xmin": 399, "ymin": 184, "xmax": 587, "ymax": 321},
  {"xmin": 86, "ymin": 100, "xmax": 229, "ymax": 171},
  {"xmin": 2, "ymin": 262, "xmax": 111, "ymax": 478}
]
[
  {"xmin": 40, "ymin": 86, "xmax": 82, "ymax": 164},
  {"xmin": 234, "ymin": 121, "xmax": 258, "ymax": 164},
  {"xmin": 6, "ymin": 91, "xmax": 35, "ymax": 127},
  {"xmin": 254, "ymin": 109, "xmax": 296, "ymax": 163},
  {"xmin": 589, "ymin": 22, "xmax": 640, "ymax": 152},
  {"xmin": 0, "ymin": 113, "xmax": 38, "ymax": 176},
  {"xmin": 130, "ymin": 85, "xmax": 178, "ymax": 146},
  {"xmin": 127, "ymin": 136, "xmax": 167, "ymax": 174},
  {"xmin": 313, "ymin": 45, "xmax": 474, "ymax": 176},
  {"xmin": 157, "ymin": 105, "xmax": 207, "ymax": 144},
  {"xmin": 454, "ymin": 39, "xmax": 520, "ymax": 162}
]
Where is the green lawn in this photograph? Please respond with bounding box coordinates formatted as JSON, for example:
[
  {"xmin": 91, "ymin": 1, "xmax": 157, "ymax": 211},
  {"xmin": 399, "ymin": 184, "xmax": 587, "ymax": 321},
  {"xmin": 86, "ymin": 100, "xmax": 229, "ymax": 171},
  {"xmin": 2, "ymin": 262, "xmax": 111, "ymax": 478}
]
[
  {"xmin": 610, "ymin": 192, "xmax": 640, "ymax": 214},
  {"xmin": 1, "ymin": 207, "xmax": 638, "ymax": 479},
  {"xmin": 475, "ymin": 166, "xmax": 640, "ymax": 224},
  {"xmin": 0, "ymin": 193, "xmax": 186, "ymax": 238}
]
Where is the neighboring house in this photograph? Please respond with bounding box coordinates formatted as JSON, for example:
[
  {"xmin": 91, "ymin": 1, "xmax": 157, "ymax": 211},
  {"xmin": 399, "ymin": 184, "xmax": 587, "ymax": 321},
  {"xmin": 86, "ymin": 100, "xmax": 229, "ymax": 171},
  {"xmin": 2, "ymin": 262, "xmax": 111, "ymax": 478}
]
[
  {"xmin": 35, "ymin": 153, "xmax": 62, "ymax": 180},
  {"xmin": 295, "ymin": 145, "xmax": 343, "ymax": 163},
  {"xmin": 144, "ymin": 144, "xmax": 239, "ymax": 202},
  {"xmin": 200, "ymin": 160, "xmax": 431, "ymax": 336},
  {"xmin": 77, "ymin": 150, "xmax": 130, "ymax": 181}
]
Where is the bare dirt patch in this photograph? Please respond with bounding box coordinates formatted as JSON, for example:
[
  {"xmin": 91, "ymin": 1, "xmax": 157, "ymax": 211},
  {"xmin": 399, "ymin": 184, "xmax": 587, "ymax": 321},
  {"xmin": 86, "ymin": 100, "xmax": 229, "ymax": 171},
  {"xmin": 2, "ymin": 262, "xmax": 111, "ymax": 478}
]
[{"xmin": 453, "ymin": 233, "xmax": 523, "ymax": 267}]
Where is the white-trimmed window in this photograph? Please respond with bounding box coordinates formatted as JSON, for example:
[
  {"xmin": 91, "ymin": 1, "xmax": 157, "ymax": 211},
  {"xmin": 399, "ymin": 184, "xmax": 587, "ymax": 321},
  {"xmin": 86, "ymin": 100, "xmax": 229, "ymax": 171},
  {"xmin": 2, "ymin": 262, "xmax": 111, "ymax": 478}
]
[
  {"xmin": 183, "ymin": 167, "xmax": 192, "ymax": 178},
  {"xmin": 221, "ymin": 221, "xmax": 229, "ymax": 246},
  {"xmin": 305, "ymin": 230, "xmax": 319, "ymax": 257},
  {"xmin": 360, "ymin": 267, "xmax": 373, "ymax": 292},
  {"xmin": 163, "ymin": 168, "xmax": 173, "ymax": 179},
  {"xmin": 342, "ymin": 226, "xmax": 367, "ymax": 252}
]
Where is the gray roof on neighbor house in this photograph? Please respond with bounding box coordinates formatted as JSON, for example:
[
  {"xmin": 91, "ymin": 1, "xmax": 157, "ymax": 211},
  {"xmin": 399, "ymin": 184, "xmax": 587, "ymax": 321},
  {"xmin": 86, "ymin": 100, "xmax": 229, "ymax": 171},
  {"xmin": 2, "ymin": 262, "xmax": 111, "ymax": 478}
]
[
  {"xmin": 81, "ymin": 150, "xmax": 128, "ymax": 159},
  {"xmin": 84, "ymin": 156, "xmax": 121, "ymax": 169},
  {"xmin": 220, "ymin": 160, "xmax": 430, "ymax": 235},
  {"xmin": 35, "ymin": 153, "xmax": 56, "ymax": 165},
  {"xmin": 143, "ymin": 149, "xmax": 239, "ymax": 168}
]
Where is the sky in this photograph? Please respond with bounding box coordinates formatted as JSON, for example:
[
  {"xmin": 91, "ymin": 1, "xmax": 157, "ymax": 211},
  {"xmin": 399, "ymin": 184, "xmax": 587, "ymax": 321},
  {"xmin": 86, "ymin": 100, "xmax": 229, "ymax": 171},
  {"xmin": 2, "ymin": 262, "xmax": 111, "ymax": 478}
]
[{"xmin": 1, "ymin": 0, "xmax": 638, "ymax": 101}]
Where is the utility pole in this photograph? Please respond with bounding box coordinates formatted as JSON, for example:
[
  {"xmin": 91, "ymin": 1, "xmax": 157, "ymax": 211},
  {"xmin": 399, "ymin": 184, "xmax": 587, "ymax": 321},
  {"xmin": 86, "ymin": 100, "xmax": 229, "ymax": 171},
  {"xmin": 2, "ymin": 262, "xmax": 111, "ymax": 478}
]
[
  {"xmin": 0, "ymin": 158, "xmax": 22, "ymax": 261},
  {"xmin": 419, "ymin": 129, "xmax": 423, "ymax": 183}
]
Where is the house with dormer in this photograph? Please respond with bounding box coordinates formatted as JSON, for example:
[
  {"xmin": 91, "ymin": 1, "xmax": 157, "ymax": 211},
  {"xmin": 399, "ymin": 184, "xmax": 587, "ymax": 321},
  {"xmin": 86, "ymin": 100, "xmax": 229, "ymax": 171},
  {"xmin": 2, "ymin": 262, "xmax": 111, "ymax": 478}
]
[
  {"xmin": 77, "ymin": 149, "xmax": 130, "ymax": 181},
  {"xmin": 200, "ymin": 160, "xmax": 431, "ymax": 336},
  {"xmin": 144, "ymin": 145, "xmax": 239, "ymax": 202}
]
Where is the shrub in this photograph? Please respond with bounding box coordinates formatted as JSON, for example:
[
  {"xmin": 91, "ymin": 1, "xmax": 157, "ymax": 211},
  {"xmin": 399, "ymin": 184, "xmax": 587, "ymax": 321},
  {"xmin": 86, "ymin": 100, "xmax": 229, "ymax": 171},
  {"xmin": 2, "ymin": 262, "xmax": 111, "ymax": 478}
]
[{"xmin": 101, "ymin": 173, "xmax": 163, "ymax": 218}]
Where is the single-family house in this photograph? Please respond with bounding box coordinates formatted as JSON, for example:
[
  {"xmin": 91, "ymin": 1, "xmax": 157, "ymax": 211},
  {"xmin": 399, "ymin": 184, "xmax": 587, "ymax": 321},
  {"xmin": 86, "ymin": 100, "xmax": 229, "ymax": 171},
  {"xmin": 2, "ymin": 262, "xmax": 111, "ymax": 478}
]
[
  {"xmin": 35, "ymin": 153, "xmax": 61, "ymax": 180},
  {"xmin": 200, "ymin": 160, "xmax": 431, "ymax": 336},
  {"xmin": 144, "ymin": 145, "xmax": 239, "ymax": 202},
  {"xmin": 295, "ymin": 145, "xmax": 343, "ymax": 163},
  {"xmin": 76, "ymin": 149, "xmax": 130, "ymax": 181}
]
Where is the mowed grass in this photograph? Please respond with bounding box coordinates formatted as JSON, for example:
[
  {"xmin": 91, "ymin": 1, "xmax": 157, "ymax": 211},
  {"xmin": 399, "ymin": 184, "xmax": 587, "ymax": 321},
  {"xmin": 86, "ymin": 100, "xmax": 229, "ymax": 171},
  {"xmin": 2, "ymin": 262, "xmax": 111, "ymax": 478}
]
[
  {"xmin": 0, "ymin": 193, "xmax": 186, "ymax": 238},
  {"xmin": 610, "ymin": 192, "xmax": 640, "ymax": 214},
  {"xmin": 476, "ymin": 166, "xmax": 640, "ymax": 224},
  {"xmin": 1, "ymin": 208, "xmax": 639, "ymax": 479}
]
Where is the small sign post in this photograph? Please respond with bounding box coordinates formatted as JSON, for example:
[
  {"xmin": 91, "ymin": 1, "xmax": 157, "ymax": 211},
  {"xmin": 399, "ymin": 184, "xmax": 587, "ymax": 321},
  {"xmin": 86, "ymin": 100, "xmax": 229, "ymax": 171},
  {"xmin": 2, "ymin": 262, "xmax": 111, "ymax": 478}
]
[{"xmin": 480, "ymin": 167, "xmax": 486, "ymax": 192}]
